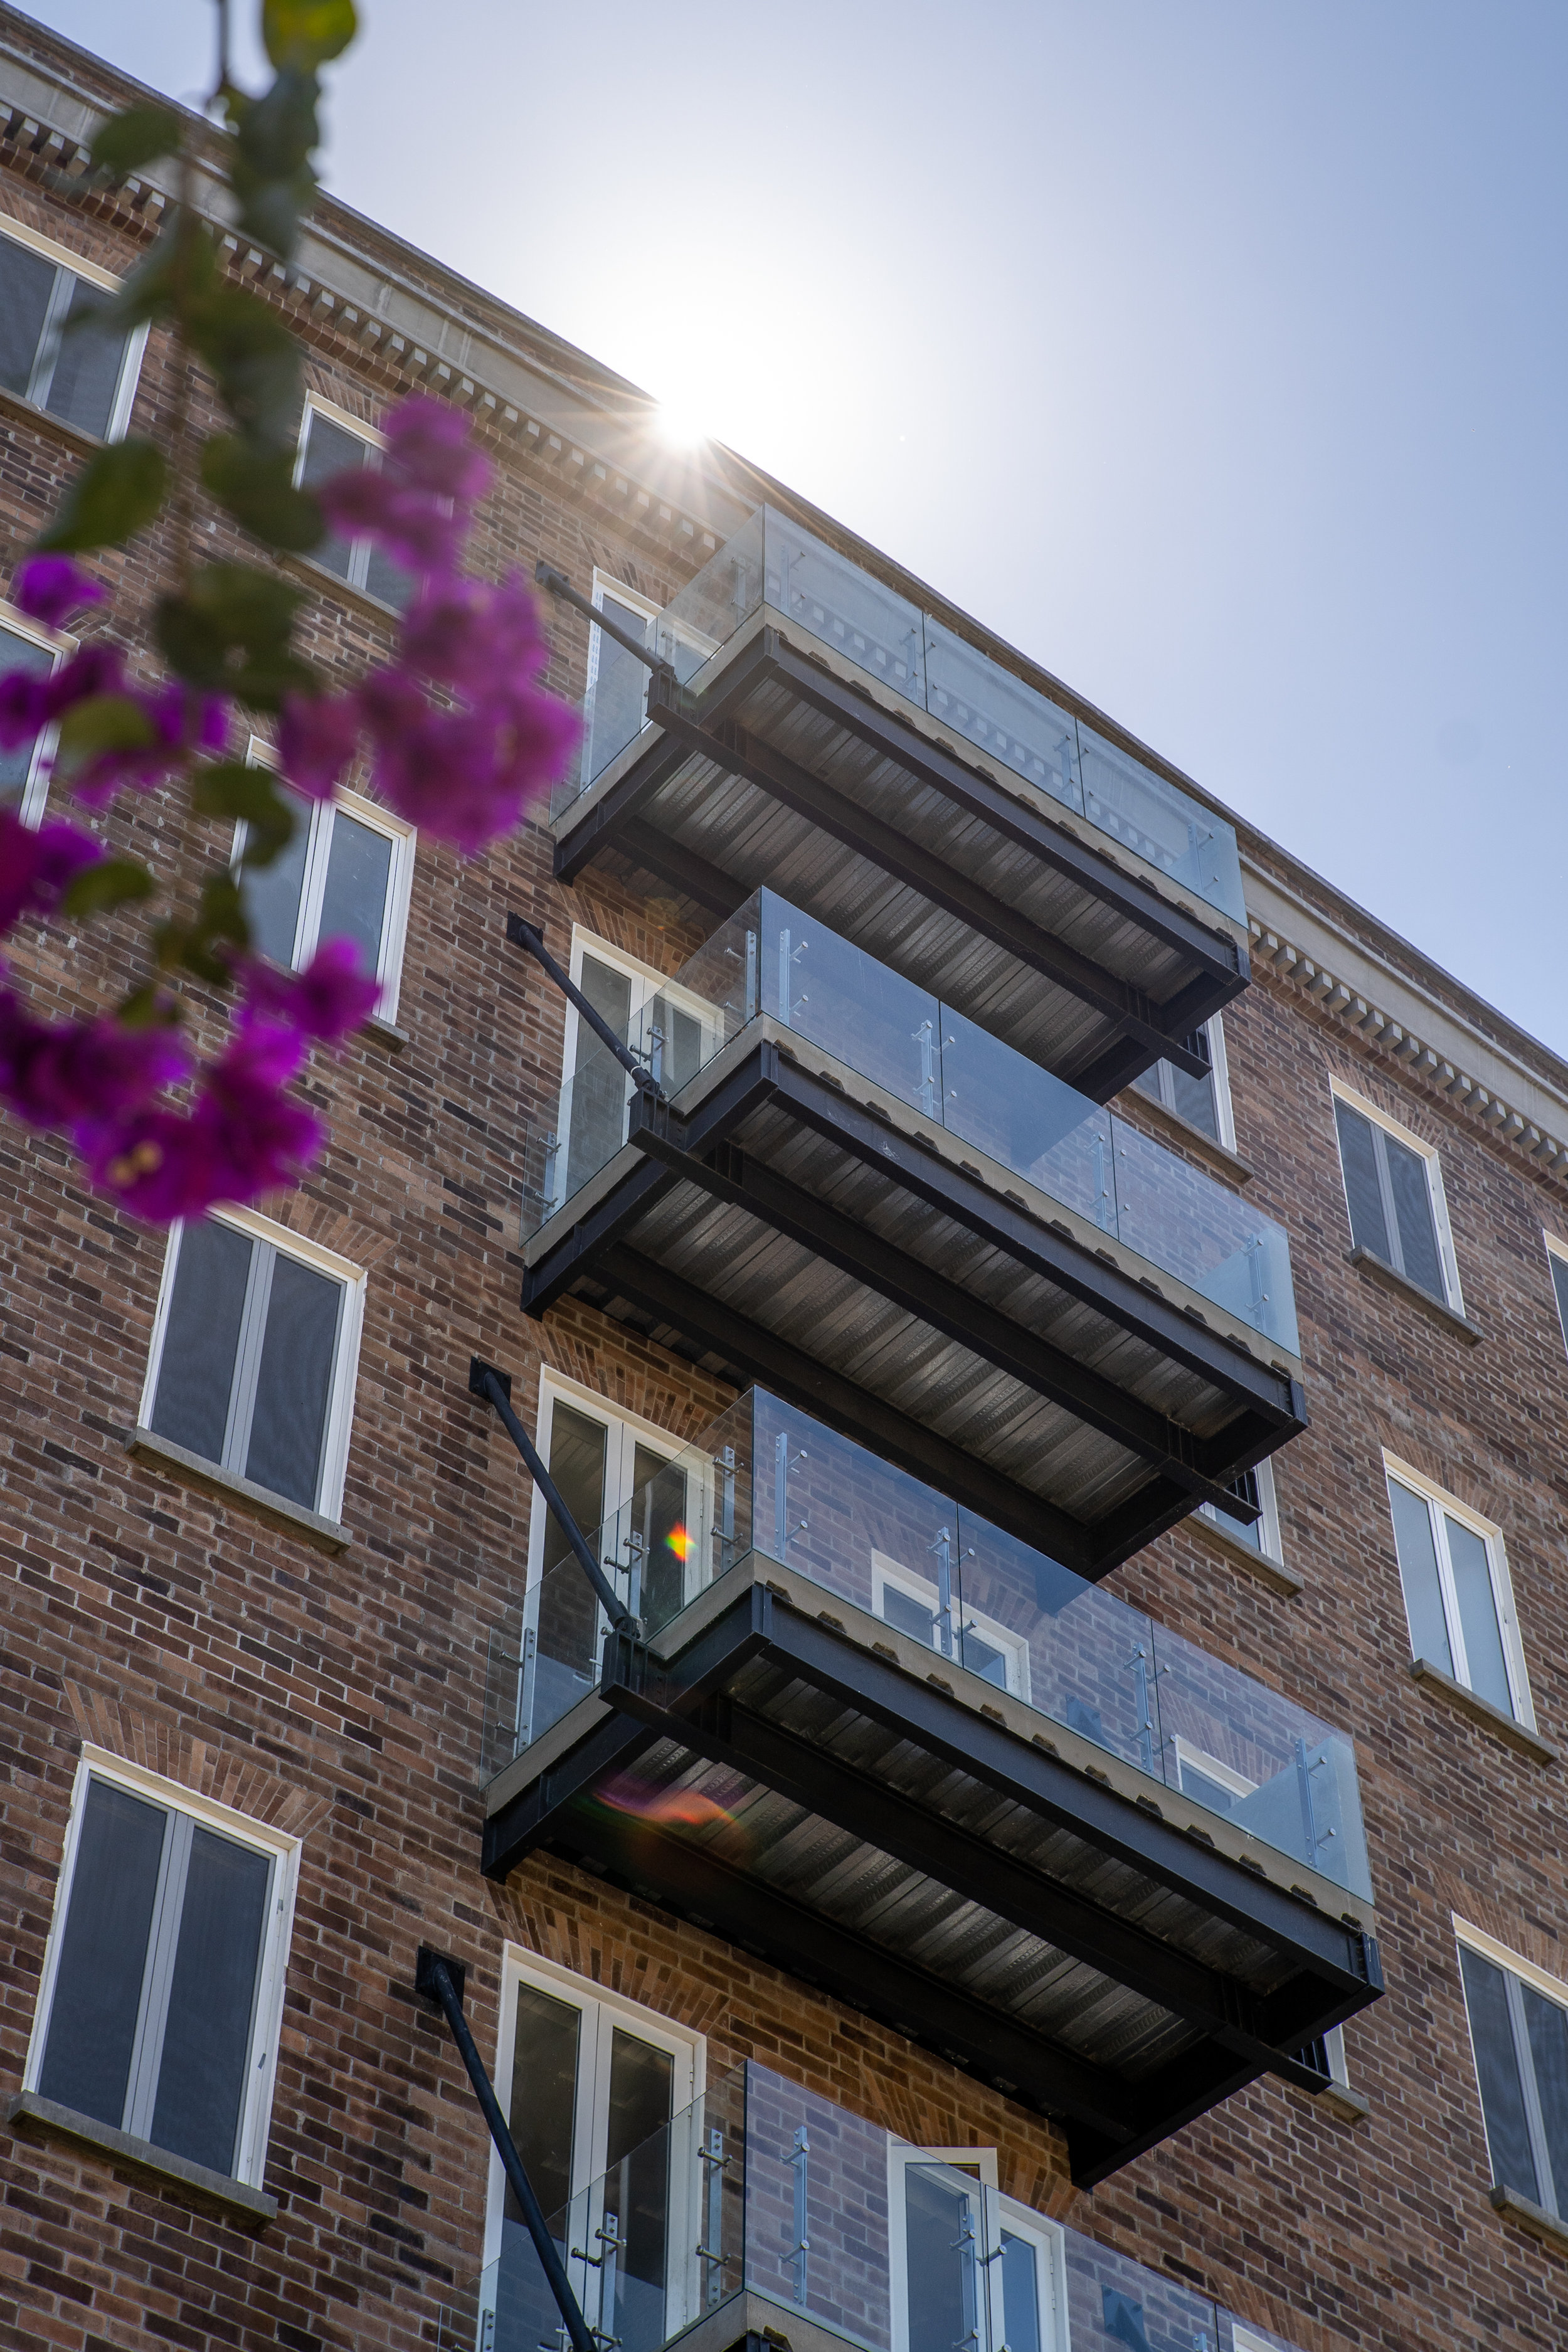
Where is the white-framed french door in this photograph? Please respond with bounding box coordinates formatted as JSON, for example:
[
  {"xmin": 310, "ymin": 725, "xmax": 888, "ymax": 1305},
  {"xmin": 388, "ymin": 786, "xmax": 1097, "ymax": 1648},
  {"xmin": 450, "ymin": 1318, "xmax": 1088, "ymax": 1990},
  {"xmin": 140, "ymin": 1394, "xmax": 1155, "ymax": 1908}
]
[
  {"xmin": 886, "ymin": 2143, "xmax": 1066, "ymax": 2352},
  {"xmin": 551, "ymin": 927, "xmax": 723, "ymax": 1219}
]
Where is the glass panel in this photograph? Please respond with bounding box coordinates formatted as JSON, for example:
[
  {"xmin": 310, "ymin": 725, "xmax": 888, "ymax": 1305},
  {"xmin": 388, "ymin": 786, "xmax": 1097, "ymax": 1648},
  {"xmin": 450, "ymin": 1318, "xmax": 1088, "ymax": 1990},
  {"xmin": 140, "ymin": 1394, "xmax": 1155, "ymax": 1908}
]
[
  {"xmin": 1384, "ymin": 1130, "xmax": 1445, "ymax": 1300},
  {"xmin": 364, "ymin": 539, "xmax": 415, "ymax": 612},
  {"xmin": 1445, "ymin": 1515, "xmax": 1513, "ymax": 1718},
  {"xmin": 43, "ymin": 277, "xmax": 127, "ymax": 439},
  {"xmin": 583, "ymin": 595, "xmax": 654, "ymax": 787},
  {"xmin": 999, "ymin": 2234, "xmax": 1043, "ymax": 2352},
  {"xmin": 763, "ymin": 901, "xmax": 940, "ymax": 1116},
  {"xmin": 316, "ymin": 807, "xmax": 393, "ymax": 981},
  {"xmin": 1077, "ymin": 722, "xmax": 1245, "ymax": 925},
  {"xmin": 149, "ymin": 1826, "xmax": 270, "ymax": 2175},
  {"xmin": 941, "ymin": 1004, "xmax": 1113, "ymax": 1227},
  {"xmin": 149, "ymin": 1217, "xmax": 253, "ymax": 1467},
  {"xmin": 241, "ymin": 781, "xmax": 313, "ymax": 967},
  {"xmin": 1524, "ymin": 1987, "xmax": 1568, "ymax": 2218},
  {"xmin": 1209, "ymin": 1467, "xmax": 1262, "ymax": 1554},
  {"xmin": 1550, "ymin": 1251, "xmax": 1568, "ymax": 1356},
  {"xmin": 764, "ymin": 511, "xmax": 926, "ymax": 707},
  {"xmin": 244, "ymin": 1251, "xmax": 343, "ymax": 1508},
  {"xmin": 1063, "ymin": 2228, "xmax": 1219, "ymax": 2352},
  {"xmin": 36, "ymin": 1778, "xmax": 166, "ymax": 2128},
  {"xmin": 654, "ymin": 507, "xmax": 765, "ymax": 686},
  {"xmin": 904, "ymin": 2164, "xmax": 982, "ymax": 2352},
  {"xmin": 923, "ymin": 615, "xmax": 1083, "ymax": 814},
  {"xmin": 1387, "ymin": 1481, "xmax": 1453, "ymax": 1678},
  {"xmin": 499, "ymin": 1984, "xmax": 583, "ymax": 2352},
  {"xmin": 627, "ymin": 1443, "xmax": 691, "ymax": 1631},
  {"xmin": 1111, "ymin": 1113, "xmax": 1298, "ymax": 1352},
  {"xmin": 298, "ymin": 410, "xmax": 367, "ymax": 580},
  {"xmin": 603, "ymin": 2030, "xmax": 676, "ymax": 2352},
  {"xmin": 1168, "ymin": 1030, "xmax": 1219, "ymax": 1140},
  {"xmin": 1460, "ymin": 1947, "xmax": 1539, "ymax": 2203},
  {"xmin": 1333, "ymin": 1101, "xmax": 1390, "ymax": 1264},
  {"xmin": 531, "ymin": 1403, "xmax": 610, "ymax": 1737},
  {"xmin": 562, "ymin": 955, "xmax": 635, "ymax": 1202},
  {"xmin": 0, "ymin": 624, "xmax": 55, "ymax": 805},
  {"xmin": 0, "ymin": 235, "xmax": 55, "ymax": 396}
]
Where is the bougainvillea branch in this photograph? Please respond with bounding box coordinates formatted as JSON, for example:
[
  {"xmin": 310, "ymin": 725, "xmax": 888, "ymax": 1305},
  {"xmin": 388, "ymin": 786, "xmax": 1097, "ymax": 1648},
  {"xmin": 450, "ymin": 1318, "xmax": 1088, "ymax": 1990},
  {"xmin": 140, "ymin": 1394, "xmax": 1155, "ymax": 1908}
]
[{"xmin": 0, "ymin": 1, "xmax": 580, "ymax": 1224}]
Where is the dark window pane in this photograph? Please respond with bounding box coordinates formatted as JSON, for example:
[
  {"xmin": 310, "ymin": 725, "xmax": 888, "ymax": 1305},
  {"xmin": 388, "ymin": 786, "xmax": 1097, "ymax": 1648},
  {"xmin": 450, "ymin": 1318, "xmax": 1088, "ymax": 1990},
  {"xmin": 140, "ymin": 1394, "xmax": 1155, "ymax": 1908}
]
[
  {"xmin": 1130, "ymin": 1064, "xmax": 1163, "ymax": 1106},
  {"xmin": 1461, "ymin": 1947, "xmax": 1539, "ymax": 2202},
  {"xmin": 316, "ymin": 809, "xmax": 393, "ymax": 981},
  {"xmin": 44, "ymin": 278, "xmax": 127, "ymax": 440},
  {"xmin": 364, "ymin": 540, "xmax": 416, "ymax": 612},
  {"xmin": 240, "ymin": 780, "xmax": 312, "ymax": 968},
  {"xmin": 1179, "ymin": 1762, "xmax": 1237, "ymax": 1814},
  {"xmin": 1525, "ymin": 1988, "xmax": 1568, "ymax": 2217},
  {"xmin": 905, "ymin": 2168, "xmax": 978, "ymax": 2352},
  {"xmin": 541, "ymin": 1402, "xmax": 608, "ymax": 1578},
  {"xmin": 882, "ymin": 1582, "xmax": 936, "ymax": 1646},
  {"xmin": 299, "ymin": 410, "xmax": 367, "ymax": 581},
  {"xmin": 1550, "ymin": 1251, "xmax": 1568, "ymax": 1358},
  {"xmin": 1445, "ymin": 1514, "xmax": 1513, "ymax": 1718},
  {"xmin": 37, "ymin": 1779, "xmax": 166, "ymax": 2128},
  {"xmin": 584, "ymin": 595, "xmax": 652, "ymax": 783},
  {"xmin": 1216, "ymin": 1465, "xmax": 1263, "ymax": 1554},
  {"xmin": 149, "ymin": 1826, "xmax": 270, "ymax": 2175},
  {"xmin": 534, "ymin": 1404, "xmax": 609, "ymax": 1729},
  {"xmin": 1000, "ymin": 2235, "xmax": 1042, "ymax": 2352},
  {"xmin": 649, "ymin": 995, "xmax": 704, "ymax": 1093},
  {"xmin": 563, "ymin": 955, "xmax": 634, "ymax": 1201},
  {"xmin": 603, "ymin": 2029, "xmax": 674, "ymax": 2352},
  {"xmin": 629, "ymin": 1443, "xmax": 688, "ymax": 1631},
  {"xmin": 506, "ymin": 1981, "xmax": 581, "ymax": 2227},
  {"xmin": 1385, "ymin": 1130, "xmax": 1445, "ymax": 1299},
  {"xmin": 244, "ymin": 1251, "xmax": 342, "ymax": 1508},
  {"xmin": 0, "ymin": 236, "xmax": 55, "ymax": 398},
  {"xmin": 1168, "ymin": 1029, "xmax": 1218, "ymax": 1140},
  {"xmin": 1335, "ymin": 1100, "xmax": 1390, "ymax": 1263},
  {"xmin": 149, "ymin": 1219, "xmax": 253, "ymax": 1466},
  {"xmin": 0, "ymin": 625, "xmax": 55, "ymax": 804},
  {"xmin": 1388, "ymin": 1479, "xmax": 1453, "ymax": 1678}
]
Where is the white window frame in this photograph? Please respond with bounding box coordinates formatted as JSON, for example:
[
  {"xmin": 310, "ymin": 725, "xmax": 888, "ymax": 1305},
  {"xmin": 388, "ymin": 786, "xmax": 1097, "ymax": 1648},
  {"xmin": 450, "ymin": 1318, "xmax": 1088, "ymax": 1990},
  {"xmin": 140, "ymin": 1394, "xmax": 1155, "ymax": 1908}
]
[
  {"xmin": 294, "ymin": 394, "xmax": 406, "ymax": 605},
  {"xmin": 563, "ymin": 923, "xmax": 726, "ymax": 1094},
  {"xmin": 1382, "ymin": 1451, "xmax": 1534, "ymax": 1729},
  {"xmin": 1544, "ymin": 1232, "xmax": 1568, "ymax": 1359},
  {"xmin": 1198, "ymin": 1451, "xmax": 1283, "ymax": 1567},
  {"xmin": 1330, "ymin": 1077, "xmax": 1464, "ymax": 1313},
  {"xmin": 0, "ymin": 215, "xmax": 148, "ymax": 442},
  {"xmin": 524, "ymin": 1370, "xmax": 693, "ymax": 1597},
  {"xmin": 586, "ymin": 569, "xmax": 660, "ymax": 736},
  {"xmin": 1455, "ymin": 1915, "xmax": 1568, "ymax": 2216},
  {"xmin": 21, "ymin": 1745, "xmax": 300, "ymax": 2190},
  {"xmin": 870, "ymin": 1548, "xmax": 1033, "ymax": 1703},
  {"xmin": 238, "ymin": 735, "xmax": 414, "ymax": 1021},
  {"xmin": 1170, "ymin": 1734, "xmax": 1257, "ymax": 1809},
  {"xmin": 1136, "ymin": 1013, "xmax": 1237, "ymax": 1151},
  {"xmin": 139, "ymin": 1204, "xmax": 366, "ymax": 1521},
  {"xmin": 0, "ymin": 595, "xmax": 74, "ymax": 827},
  {"xmin": 482, "ymin": 1947, "xmax": 704, "ymax": 2278},
  {"xmin": 887, "ymin": 2143, "xmax": 1067, "ymax": 2352}
]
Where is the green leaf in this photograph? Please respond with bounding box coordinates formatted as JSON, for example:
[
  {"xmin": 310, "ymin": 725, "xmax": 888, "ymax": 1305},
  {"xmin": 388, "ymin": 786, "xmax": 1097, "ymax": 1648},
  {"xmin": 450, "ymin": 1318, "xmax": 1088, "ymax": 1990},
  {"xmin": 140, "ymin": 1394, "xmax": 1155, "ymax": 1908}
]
[
  {"xmin": 58, "ymin": 856, "xmax": 156, "ymax": 919},
  {"xmin": 263, "ymin": 0, "xmax": 357, "ymax": 70},
  {"xmin": 79, "ymin": 216, "xmax": 216, "ymax": 339},
  {"xmin": 39, "ymin": 439, "xmax": 168, "ymax": 553},
  {"xmin": 156, "ymin": 563, "xmax": 315, "ymax": 711},
  {"xmin": 225, "ymin": 70, "xmax": 321, "ymax": 261},
  {"xmin": 90, "ymin": 101, "xmax": 184, "ymax": 179},
  {"xmin": 154, "ymin": 872, "xmax": 250, "ymax": 985},
  {"xmin": 184, "ymin": 282, "xmax": 302, "ymax": 447},
  {"xmin": 193, "ymin": 758, "xmax": 299, "ymax": 867},
  {"xmin": 52, "ymin": 694, "xmax": 157, "ymax": 785},
  {"xmin": 117, "ymin": 982, "xmax": 183, "ymax": 1030},
  {"xmin": 201, "ymin": 434, "xmax": 324, "ymax": 551}
]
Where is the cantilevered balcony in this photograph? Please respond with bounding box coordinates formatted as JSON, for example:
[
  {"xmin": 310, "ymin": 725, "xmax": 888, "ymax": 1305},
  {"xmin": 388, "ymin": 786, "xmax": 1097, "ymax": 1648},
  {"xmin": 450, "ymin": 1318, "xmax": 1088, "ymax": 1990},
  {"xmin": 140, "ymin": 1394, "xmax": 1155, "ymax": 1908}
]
[
  {"xmin": 547, "ymin": 508, "xmax": 1249, "ymax": 1101},
  {"xmin": 480, "ymin": 1391, "xmax": 1379, "ymax": 2190},
  {"xmin": 519, "ymin": 891, "xmax": 1303, "ymax": 1575},
  {"xmin": 445, "ymin": 2057, "xmax": 1320, "ymax": 2352}
]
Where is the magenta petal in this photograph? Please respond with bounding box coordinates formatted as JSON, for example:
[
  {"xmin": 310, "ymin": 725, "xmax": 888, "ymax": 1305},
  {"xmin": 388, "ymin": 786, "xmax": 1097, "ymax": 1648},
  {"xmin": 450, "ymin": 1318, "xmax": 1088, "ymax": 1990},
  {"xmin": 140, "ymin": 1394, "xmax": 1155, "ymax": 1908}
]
[
  {"xmin": 383, "ymin": 395, "xmax": 492, "ymax": 502},
  {"xmin": 278, "ymin": 689, "xmax": 362, "ymax": 801},
  {"xmin": 0, "ymin": 810, "xmax": 103, "ymax": 935},
  {"xmin": 14, "ymin": 554, "xmax": 107, "ymax": 631}
]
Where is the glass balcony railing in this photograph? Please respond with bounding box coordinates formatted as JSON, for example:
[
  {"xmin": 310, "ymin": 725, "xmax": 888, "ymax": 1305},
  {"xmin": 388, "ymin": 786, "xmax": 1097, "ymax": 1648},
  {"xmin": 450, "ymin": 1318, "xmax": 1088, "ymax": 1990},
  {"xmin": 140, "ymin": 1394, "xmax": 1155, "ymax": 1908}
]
[
  {"xmin": 559, "ymin": 505, "xmax": 1246, "ymax": 929},
  {"xmin": 482, "ymin": 1390, "xmax": 1370, "ymax": 1904},
  {"xmin": 438, "ymin": 2058, "xmax": 1307, "ymax": 2352},
  {"xmin": 524, "ymin": 887, "xmax": 1298, "ymax": 1355}
]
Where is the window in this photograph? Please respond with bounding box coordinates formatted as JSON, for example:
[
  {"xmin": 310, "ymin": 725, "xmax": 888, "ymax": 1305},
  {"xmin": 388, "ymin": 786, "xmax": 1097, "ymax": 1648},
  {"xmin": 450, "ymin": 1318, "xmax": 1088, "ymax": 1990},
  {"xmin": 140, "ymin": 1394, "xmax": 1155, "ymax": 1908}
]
[
  {"xmin": 140, "ymin": 1209, "xmax": 364, "ymax": 1519},
  {"xmin": 872, "ymin": 1545, "xmax": 1031, "ymax": 1700},
  {"xmin": 887, "ymin": 2144, "xmax": 1065, "ymax": 2352},
  {"xmin": 1384, "ymin": 1457, "xmax": 1531, "ymax": 1727},
  {"xmin": 1332, "ymin": 1084, "xmax": 1459, "ymax": 1308},
  {"xmin": 1291, "ymin": 2023, "xmax": 1351, "ymax": 2095},
  {"xmin": 1545, "ymin": 1235, "xmax": 1568, "ymax": 1362},
  {"xmin": 0, "ymin": 218, "xmax": 146, "ymax": 440},
  {"xmin": 1457, "ymin": 1920, "xmax": 1568, "ymax": 2223},
  {"xmin": 236, "ymin": 746, "xmax": 415, "ymax": 1022},
  {"xmin": 485, "ymin": 1953, "xmax": 702, "ymax": 2352},
  {"xmin": 1198, "ymin": 1455, "xmax": 1283, "ymax": 1567},
  {"xmin": 547, "ymin": 928, "xmax": 720, "ymax": 1219},
  {"xmin": 294, "ymin": 398, "xmax": 415, "ymax": 610},
  {"xmin": 0, "ymin": 602, "xmax": 65, "ymax": 824},
  {"xmin": 1130, "ymin": 1015, "xmax": 1235, "ymax": 1149},
  {"xmin": 582, "ymin": 573, "xmax": 660, "ymax": 785},
  {"xmin": 24, "ymin": 1752, "xmax": 297, "ymax": 2187}
]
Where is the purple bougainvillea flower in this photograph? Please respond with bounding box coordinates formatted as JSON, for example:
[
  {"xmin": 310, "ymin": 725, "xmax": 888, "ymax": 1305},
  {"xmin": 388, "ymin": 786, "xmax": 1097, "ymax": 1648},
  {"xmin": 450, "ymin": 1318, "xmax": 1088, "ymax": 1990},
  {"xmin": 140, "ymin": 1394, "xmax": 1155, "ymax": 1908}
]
[
  {"xmin": 382, "ymin": 396, "xmax": 492, "ymax": 504},
  {"xmin": 401, "ymin": 573, "xmax": 548, "ymax": 699},
  {"xmin": 81, "ymin": 1022, "xmax": 321, "ymax": 1220},
  {"xmin": 238, "ymin": 936, "xmax": 381, "ymax": 1046},
  {"xmin": 41, "ymin": 641, "xmax": 130, "ymax": 719},
  {"xmin": 0, "ymin": 810, "xmax": 104, "ymax": 936},
  {"xmin": 13, "ymin": 554, "xmax": 107, "ymax": 632},
  {"xmin": 0, "ymin": 988, "xmax": 188, "ymax": 1130},
  {"xmin": 68, "ymin": 682, "xmax": 228, "ymax": 808},
  {"xmin": 315, "ymin": 470, "xmax": 467, "ymax": 578},
  {"xmin": 0, "ymin": 665, "xmax": 53, "ymax": 751},
  {"xmin": 277, "ymin": 689, "xmax": 362, "ymax": 802}
]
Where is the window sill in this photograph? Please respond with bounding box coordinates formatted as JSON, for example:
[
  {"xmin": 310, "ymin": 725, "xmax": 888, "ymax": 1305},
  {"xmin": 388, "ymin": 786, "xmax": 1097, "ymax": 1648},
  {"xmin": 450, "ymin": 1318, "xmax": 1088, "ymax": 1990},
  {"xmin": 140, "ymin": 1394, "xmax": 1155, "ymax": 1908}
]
[
  {"xmin": 278, "ymin": 547, "xmax": 406, "ymax": 631},
  {"xmin": 7, "ymin": 2091, "xmax": 276, "ymax": 2230},
  {"xmin": 124, "ymin": 1427, "xmax": 349, "ymax": 1556},
  {"xmin": 1345, "ymin": 1247, "xmax": 1482, "ymax": 1343},
  {"xmin": 1116, "ymin": 1088, "xmax": 1256, "ymax": 1187},
  {"xmin": 0, "ymin": 380, "xmax": 105, "ymax": 458},
  {"xmin": 1311, "ymin": 2079, "xmax": 1371, "ymax": 2124},
  {"xmin": 1189, "ymin": 1510, "xmax": 1303, "ymax": 1597},
  {"xmin": 364, "ymin": 1012, "xmax": 409, "ymax": 1051},
  {"xmin": 1409, "ymin": 1658, "xmax": 1557, "ymax": 1764},
  {"xmin": 1490, "ymin": 2182, "xmax": 1568, "ymax": 2257}
]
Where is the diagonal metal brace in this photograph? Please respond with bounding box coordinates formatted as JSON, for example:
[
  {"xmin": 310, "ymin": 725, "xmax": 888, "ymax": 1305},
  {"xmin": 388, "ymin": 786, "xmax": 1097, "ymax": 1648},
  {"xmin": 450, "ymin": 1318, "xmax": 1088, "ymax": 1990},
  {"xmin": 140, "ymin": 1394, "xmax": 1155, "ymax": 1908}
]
[
  {"xmin": 506, "ymin": 910, "xmax": 665, "ymax": 1103},
  {"xmin": 535, "ymin": 561, "xmax": 681, "ymax": 701},
  {"xmin": 470, "ymin": 1357, "xmax": 642, "ymax": 1635},
  {"xmin": 415, "ymin": 1946, "xmax": 601, "ymax": 2352}
]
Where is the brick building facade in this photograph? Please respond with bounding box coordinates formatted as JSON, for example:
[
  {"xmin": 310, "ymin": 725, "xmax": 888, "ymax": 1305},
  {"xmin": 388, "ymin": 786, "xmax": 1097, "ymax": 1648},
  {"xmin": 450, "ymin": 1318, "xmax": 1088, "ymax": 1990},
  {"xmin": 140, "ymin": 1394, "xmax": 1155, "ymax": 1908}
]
[{"xmin": 1, "ymin": 13, "xmax": 1565, "ymax": 2351}]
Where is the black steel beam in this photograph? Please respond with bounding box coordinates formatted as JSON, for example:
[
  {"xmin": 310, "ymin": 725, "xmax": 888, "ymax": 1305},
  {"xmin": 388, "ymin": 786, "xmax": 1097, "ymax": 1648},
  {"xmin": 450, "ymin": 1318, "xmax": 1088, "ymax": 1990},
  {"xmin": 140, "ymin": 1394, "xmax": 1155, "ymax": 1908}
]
[
  {"xmin": 632, "ymin": 1126, "xmax": 1258, "ymax": 1523},
  {"xmin": 615, "ymin": 816, "xmax": 744, "ymax": 918}
]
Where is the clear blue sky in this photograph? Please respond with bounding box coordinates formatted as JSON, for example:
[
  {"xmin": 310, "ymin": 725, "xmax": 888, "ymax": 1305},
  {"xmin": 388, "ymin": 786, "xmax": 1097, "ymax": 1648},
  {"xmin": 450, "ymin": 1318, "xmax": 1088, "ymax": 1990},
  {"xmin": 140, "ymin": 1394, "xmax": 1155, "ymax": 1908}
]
[{"xmin": 24, "ymin": 2, "xmax": 1568, "ymax": 1054}]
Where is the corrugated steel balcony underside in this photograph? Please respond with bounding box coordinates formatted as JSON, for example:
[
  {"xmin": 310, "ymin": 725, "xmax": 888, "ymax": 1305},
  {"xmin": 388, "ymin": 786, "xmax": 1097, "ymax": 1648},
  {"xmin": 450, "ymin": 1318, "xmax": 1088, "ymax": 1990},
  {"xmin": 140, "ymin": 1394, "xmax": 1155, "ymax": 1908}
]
[
  {"xmin": 522, "ymin": 1037, "xmax": 1305, "ymax": 1577},
  {"xmin": 553, "ymin": 623, "xmax": 1247, "ymax": 1102},
  {"xmin": 483, "ymin": 1570, "xmax": 1381, "ymax": 2187}
]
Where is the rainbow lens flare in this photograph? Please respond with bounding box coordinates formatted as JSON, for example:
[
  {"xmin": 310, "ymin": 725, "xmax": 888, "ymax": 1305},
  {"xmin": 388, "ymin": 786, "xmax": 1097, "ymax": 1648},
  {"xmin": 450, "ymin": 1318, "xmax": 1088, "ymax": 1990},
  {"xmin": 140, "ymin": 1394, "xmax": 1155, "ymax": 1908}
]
[
  {"xmin": 592, "ymin": 1773, "xmax": 740, "ymax": 1837},
  {"xmin": 664, "ymin": 1522, "xmax": 692, "ymax": 1562}
]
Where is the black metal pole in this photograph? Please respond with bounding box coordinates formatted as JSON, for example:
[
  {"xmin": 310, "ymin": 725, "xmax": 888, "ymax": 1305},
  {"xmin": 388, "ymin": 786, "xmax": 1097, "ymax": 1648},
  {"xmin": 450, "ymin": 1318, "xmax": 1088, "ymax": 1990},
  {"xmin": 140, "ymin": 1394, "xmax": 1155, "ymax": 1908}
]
[
  {"xmin": 506, "ymin": 911, "xmax": 663, "ymax": 1102},
  {"xmin": 536, "ymin": 561, "xmax": 673, "ymax": 682},
  {"xmin": 469, "ymin": 1358, "xmax": 640, "ymax": 1634},
  {"xmin": 416, "ymin": 1949, "xmax": 601, "ymax": 2352}
]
